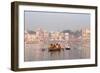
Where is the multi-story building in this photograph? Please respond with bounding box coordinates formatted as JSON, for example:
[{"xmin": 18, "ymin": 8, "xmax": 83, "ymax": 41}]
[
  {"xmin": 64, "ymin": 33, "xmax": 69, "ymax": 42},
  {"xmin": 81, "ymin": 28, "xmax": 90, "ymax": 58},
  {"xmin": 36, "ymin": 28, "xmax": 45, "ymax": 42},
  {"xmin": 24, "ymin": 31, "xmax": 37, "ymax": 44},
  {"xmin": 43, "ymin": 30, "xmax": 49, "ymax": 43}
]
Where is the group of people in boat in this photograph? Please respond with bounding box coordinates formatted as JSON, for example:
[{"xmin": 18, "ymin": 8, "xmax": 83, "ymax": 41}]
[
  {"xmin": 48, "ymin": 43, "xmax": 71, "ymax": 51},
  {"xmin": 48, "ymin": 43, "xmax": 62, "ymax": 51}
]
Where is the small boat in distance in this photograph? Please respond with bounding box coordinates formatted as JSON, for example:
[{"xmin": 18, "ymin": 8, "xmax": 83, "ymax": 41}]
[
  {"xmin": 41, "ymin": 48, "xmax": 45, "ymax": 51},
  {"xmin": 65, "ymin": 44, "xmax": 71, "ymax": 50}
]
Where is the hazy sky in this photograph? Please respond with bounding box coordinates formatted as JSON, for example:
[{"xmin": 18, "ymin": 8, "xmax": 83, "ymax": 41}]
[{"xmin": 24, "ymin": 11, "xmax": 90, "ymax": 32}]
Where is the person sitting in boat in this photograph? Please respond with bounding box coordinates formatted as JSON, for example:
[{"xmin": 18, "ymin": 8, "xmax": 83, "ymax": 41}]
[
  {"xmin": 58, "ymin": 44, "xmax": 61, "ymax": 49},
  {"xmin": 55, "ymin": 43, "xmax": 61, "ymax": 49},
  {"xmin": 49, "ymin": 44, "xmax": 54, "ymax": 49},
  {"xmin": 53, "ymin": 44, "xmax": 56, "ymax": 49}
]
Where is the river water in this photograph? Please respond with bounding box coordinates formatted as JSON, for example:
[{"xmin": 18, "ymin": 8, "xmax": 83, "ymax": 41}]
[{"xmin": 24, "ymin": 43, "xmax": 90, "ymax": 62}]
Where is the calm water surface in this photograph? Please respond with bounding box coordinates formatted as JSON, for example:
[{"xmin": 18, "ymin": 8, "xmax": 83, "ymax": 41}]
[{"xmin": 24, "ymin": 43, "xmax": 90, "ymax": 61}]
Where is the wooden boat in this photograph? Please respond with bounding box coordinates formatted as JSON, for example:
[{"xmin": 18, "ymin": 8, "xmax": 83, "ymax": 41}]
[{"xmin": 48, "ymin": 43, "xmax": 61, "ymax": 51}]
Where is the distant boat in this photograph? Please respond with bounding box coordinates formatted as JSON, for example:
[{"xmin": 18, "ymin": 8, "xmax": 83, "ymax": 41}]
[
  {"xmin": 65, "ymin": 47, "xmax": 70, "ymax": 50},
  {"xmin": 41, "ymin": 48, "xmax": 45, "ymax": 51},
  {"xmin": 65, "ymin": 44, "xmax": 71, "ymax": 50}
]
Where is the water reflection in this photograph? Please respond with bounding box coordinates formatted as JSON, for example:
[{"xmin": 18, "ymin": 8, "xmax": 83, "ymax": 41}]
[{"xmin": 24, "ymin": 43, "xmax": 90, "ymax": 61}]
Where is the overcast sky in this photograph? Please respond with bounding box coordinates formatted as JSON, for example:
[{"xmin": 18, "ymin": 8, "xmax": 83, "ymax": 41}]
[{"xmin": 24, "ymin": 11, "xmax": 90, "ymax": 32}]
